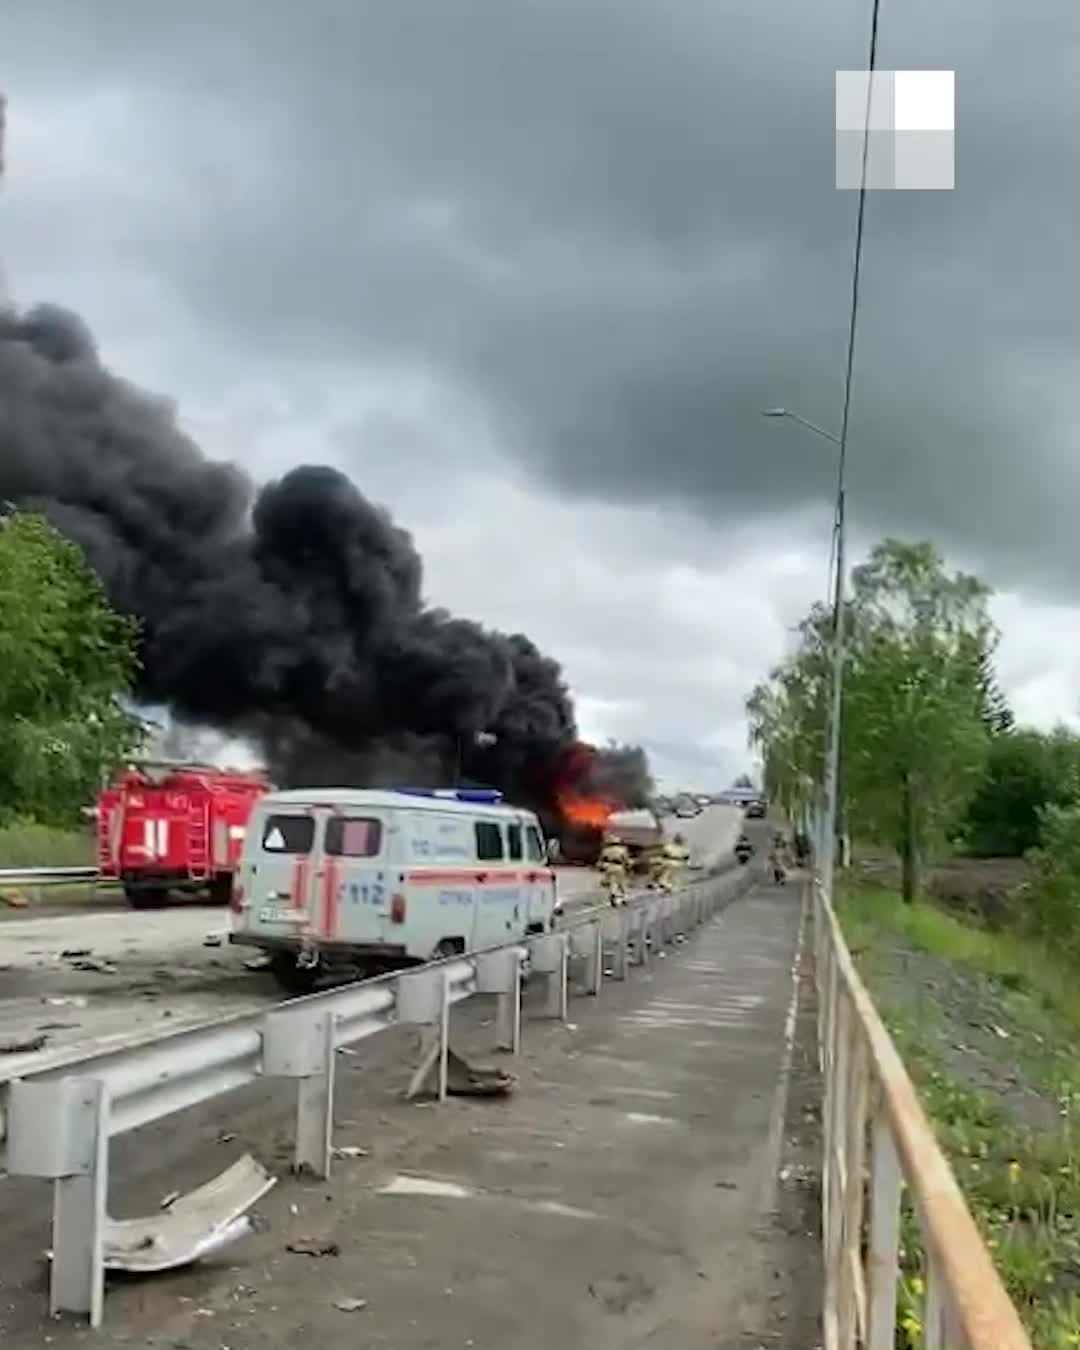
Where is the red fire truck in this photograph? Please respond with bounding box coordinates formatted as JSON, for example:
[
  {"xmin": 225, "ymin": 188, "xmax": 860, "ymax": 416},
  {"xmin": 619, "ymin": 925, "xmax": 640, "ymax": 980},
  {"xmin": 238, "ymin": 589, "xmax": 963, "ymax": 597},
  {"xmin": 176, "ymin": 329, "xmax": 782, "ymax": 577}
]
[{"xmin": 97, "ymin": 760, "xmax": 271, "ymax": 909}]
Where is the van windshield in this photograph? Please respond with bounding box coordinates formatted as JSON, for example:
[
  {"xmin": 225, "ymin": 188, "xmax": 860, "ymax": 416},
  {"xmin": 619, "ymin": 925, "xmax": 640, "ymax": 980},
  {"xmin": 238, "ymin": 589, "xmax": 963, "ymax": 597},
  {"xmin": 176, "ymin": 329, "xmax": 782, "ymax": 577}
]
[
  {"xmin": 261, "ymin": 814, "xmax": 315, "ymax": 854},
  {"xmin": 325, "ymin": 816, "xmax": 382, "ymax": 858}
]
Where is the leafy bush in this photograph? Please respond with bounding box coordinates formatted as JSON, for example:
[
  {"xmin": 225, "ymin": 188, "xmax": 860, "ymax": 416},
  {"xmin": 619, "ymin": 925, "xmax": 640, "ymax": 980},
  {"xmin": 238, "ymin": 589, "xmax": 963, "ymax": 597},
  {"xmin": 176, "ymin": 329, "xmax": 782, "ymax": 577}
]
[{"xmin": 1025, "ymin": 802, "xmax": 1080, "ymax": 954}]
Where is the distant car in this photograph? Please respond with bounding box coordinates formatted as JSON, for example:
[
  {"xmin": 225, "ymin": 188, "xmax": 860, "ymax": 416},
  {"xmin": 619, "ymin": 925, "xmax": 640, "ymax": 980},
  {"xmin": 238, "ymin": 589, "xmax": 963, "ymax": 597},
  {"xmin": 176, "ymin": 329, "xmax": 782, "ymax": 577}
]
[
  {"xmin": 746, "ymin": 799, "xmax": 766, "ymax": 819},
  {"xmin": 675, "ymin": 799, "xmax": 699, "ymax": 819}
]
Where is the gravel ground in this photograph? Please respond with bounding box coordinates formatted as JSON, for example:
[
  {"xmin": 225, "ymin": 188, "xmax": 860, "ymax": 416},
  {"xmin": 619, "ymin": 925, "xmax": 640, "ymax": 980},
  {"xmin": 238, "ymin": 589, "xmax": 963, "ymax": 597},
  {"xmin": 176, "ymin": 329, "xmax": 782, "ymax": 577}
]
[{"xmin": 850, "ymin": 922, "xmax": 1064, "ymax": 1136}]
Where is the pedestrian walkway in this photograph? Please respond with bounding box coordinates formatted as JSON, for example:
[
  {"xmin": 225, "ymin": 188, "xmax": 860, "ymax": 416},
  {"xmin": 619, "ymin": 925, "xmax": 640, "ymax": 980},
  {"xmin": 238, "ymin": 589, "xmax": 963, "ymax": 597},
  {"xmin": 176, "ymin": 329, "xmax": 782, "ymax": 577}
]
[{"xmin": 41, "ymin": 882, "xmax": 821, "ymax": 1350}]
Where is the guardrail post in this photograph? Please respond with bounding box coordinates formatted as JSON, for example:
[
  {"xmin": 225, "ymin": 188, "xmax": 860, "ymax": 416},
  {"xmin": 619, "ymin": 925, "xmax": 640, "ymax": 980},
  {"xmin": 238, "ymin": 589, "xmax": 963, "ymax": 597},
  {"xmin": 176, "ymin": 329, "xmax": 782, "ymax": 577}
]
[
  {"xmin": 823, "ymin": 986, "xmax": 851, "ymax": 1336},
  {"xmin": 399, "ymin": 968, "xmax": 451, "ymax": 1101},
  {"xmin": 631, "ymin": 907, "xmax": 647, "ymax": 967},
  {"xmin": 838, "ymin": 1028, "xmax": 869, "ymax": 1348},
  {"xmin": 582, "ymin": 919, "xmax": 604, "ymax": 995},
  {"xmin": 7, "ymin": 1076, "xmax": 109, "ymax": 1325},
  {"xmin": 609, "ymin": 908, "xmax": 630, "ymax": 980},
  {"xmin": 866, "ymin": 1109, "xmax": 902, "ymax": 1350},
  {"xmin": 475, "ymin": 947, "xmax": 522, "ymax": 1053},
  {"xmin": 660, "ymin": 894, "xmax": 675, "ymax": 944},
  {"xmin": 529, "ymin": 933, "xmax": 569, "ymax": 1019},
  {"xmin": 924, "ymin": 1247, "xmax": 962, "ymax": 1350},
  {"xmin": 262, "ymin": 1006, "xmax": 337, "ymax": 1178}
]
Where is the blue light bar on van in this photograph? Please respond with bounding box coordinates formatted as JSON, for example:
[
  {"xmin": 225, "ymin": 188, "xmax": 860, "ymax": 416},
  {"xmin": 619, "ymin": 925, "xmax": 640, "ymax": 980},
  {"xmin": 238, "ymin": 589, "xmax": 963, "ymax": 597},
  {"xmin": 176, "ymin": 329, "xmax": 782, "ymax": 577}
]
[{"xmin": 393, "ymin": 787, "xmax": 504, "ymax": 804}]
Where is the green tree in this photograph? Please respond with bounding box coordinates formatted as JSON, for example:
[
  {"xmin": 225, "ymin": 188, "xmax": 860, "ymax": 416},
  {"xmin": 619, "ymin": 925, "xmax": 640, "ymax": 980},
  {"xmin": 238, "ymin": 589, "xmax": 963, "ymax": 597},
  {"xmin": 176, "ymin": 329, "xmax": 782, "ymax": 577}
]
[
  {"xmin": 0, "ymin": 512, "xmax": 143, "ymax": 823},
  {"xmin": 843, "ymin": 540, "xmax": 993, "ymax": 901},
  {"xmin": 748, "ymin": 539, "xmax": 994, "ymax": 903},
  {"xmin": 961, "ymin": 725, "xmax": 1080, "ymax": 857}
]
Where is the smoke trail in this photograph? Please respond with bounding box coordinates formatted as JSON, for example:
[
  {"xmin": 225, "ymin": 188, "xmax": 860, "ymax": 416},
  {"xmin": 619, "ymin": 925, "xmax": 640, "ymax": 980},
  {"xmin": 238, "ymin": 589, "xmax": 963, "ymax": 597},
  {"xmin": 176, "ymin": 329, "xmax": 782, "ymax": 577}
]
[{"xmin": 0, "ymin": 301, "xmax": 651, "ymax": 810}]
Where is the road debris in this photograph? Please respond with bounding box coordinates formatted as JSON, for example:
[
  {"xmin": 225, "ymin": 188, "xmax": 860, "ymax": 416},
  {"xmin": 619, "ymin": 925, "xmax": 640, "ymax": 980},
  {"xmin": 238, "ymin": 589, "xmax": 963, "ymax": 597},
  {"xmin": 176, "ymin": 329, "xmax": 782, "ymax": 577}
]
[
  {"xmin": 286, "ymin": 1237, "xmax": 340, "ymax": 1257},
  {"xmin": 0, "ymin": 1032, "xmax": 48, "ymax": 1054},
  {"xmin": 60, "ymin": 947, "xmax": 92, "ymax": 959},
  {"xmin": 160, "ymin": 1191, "xmax": 181, "ymax": 1210},
  {"xmin": 70, "ymin": 957, "xmax": 118, "ymax": 974},
  {"xmin": 2, "ymin": 892, "xmax": 30, "ymax": 909},
  {"xmin": 44, "ymin": 995, "xmax": 88, "ymax": 1008},
  {"xmin": 331, "ymin": 1145, "xmax": 370, "ymax": 1159},
  {"xmin": 99, "ymin": 1156, "xmax": 274, "ymax": 1273},
  {"xmin": 333, "ymin": 1297, "xmax": 368, "ymax": 1312}
]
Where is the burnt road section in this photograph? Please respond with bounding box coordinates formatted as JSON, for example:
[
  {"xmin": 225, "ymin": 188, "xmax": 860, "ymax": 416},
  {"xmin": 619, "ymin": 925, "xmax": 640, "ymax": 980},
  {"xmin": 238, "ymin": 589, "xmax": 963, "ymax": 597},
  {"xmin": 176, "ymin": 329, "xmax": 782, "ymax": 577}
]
[{"xmin": 0, "ymin": 870, "xmax": 822, "ymax": 1350}]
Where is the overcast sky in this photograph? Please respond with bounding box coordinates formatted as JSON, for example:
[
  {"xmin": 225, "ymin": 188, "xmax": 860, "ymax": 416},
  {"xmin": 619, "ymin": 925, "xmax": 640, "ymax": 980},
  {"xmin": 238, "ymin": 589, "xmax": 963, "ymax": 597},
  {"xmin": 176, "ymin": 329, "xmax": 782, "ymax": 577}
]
[{"xmin": 3, "ymin": 1, "xmax": 1078, "ymax": 789}]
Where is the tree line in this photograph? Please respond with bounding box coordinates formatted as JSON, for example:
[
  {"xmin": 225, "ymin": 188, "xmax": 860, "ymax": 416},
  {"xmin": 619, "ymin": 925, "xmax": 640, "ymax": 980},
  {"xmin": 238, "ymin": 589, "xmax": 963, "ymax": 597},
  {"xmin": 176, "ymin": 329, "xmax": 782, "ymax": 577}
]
[
  {"xmin": 746, "ymin": 539, "xmax": 1080, "ymax": 932},
  {"xmin": 0, "ymin": 512, "xmax": 143, "ymax": 825}
]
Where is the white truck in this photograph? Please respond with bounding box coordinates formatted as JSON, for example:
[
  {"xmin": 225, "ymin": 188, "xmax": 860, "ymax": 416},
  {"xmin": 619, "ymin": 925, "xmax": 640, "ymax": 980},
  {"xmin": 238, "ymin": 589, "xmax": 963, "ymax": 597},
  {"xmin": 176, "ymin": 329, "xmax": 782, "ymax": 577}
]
[{"xmin": 603, "ymin": 807, "xmax": 665, "ymax": 875}]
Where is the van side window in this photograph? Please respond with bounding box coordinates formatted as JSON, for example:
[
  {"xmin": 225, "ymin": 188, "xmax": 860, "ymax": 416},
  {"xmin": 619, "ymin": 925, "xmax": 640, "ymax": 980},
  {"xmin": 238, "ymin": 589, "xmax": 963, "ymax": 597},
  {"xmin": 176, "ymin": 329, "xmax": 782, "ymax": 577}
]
[
  {"xmin": 507, "ymin": 824, "xmax": 523, "ymax": 861},
  {"xmin": 475, "ymin": 821, "xmax": 504, "ymax": 861},
  {"xmin": 525, "ymin": 826, "xmax": 545, "ymax": 862},
  {"xmin": 262, "ymin": 814, "xmax": 315, "ymax": 854},
  {"xmin": 325, "ymin": 817, "xmax": 382, "ymax": 858}
]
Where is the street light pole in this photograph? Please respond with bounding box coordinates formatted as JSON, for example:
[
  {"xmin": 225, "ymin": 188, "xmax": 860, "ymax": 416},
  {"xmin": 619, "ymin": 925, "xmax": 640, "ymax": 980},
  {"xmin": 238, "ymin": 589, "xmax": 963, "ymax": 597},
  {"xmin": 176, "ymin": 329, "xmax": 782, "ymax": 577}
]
[{"xmin": 762, "ymin": 407, "xmax": 846, "ymax": 901}]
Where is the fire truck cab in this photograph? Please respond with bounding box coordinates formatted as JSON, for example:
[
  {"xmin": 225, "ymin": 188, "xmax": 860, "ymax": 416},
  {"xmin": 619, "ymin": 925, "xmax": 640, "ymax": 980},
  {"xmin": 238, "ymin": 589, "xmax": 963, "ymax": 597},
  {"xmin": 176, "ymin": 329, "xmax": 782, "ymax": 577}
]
[{"xmin": 98, "ymin": 761, "xmax": 271, "ymax": 909}]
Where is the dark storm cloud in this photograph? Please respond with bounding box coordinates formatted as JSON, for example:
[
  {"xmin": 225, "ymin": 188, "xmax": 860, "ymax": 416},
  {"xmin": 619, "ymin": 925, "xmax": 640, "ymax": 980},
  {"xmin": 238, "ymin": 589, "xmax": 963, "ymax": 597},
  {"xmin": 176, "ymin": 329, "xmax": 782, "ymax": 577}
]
[{"xmin": 6, "ymin": 0, "xmax": 1079, "ymax": 592}]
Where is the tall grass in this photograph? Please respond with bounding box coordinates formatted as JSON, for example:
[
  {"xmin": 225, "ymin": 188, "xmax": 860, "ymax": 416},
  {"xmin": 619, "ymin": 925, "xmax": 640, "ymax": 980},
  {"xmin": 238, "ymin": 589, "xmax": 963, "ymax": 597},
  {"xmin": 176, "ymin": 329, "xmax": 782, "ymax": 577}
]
[
  {"xmin": 0, "ymin": 817, "xmax": 95, "ymax": 869},
  {"xmin": 840, "ymin": 884, "xmax": 1080, "ymax": 1037}
]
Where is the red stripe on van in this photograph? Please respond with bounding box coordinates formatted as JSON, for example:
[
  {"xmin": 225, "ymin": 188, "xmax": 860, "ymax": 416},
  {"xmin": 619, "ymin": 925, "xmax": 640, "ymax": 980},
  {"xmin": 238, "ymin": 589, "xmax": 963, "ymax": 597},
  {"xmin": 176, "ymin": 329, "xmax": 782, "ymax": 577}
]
[
  {"xmin": 292, "ymin": 858, "xmax": 308, "ymax": 909},
  {"xmin": 322, "ymin": 859, "xmax": 339, "ymax": 937},
  {"xmin": 406, "ymin": 870, "xmax": 524, "ymax": 885}
]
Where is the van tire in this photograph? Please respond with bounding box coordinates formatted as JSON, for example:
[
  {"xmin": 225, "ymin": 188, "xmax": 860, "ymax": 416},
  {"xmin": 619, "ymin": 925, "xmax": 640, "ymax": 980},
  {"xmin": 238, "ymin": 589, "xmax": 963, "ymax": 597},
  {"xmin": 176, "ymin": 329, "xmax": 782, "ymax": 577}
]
[
  {"xmin": 269, "ymin": 951, "xmax": 321, "ymax": 995},
  {"xmin": 208, "ymin": 875, "xmax": 233, "ymax": 907},
  {"xmin": 433, "ymin": 938, "xmax": 465, "ymax": 960},
  {"xmin": 124, "ymin": 884, "xmax": 170, "ymax": 910}
]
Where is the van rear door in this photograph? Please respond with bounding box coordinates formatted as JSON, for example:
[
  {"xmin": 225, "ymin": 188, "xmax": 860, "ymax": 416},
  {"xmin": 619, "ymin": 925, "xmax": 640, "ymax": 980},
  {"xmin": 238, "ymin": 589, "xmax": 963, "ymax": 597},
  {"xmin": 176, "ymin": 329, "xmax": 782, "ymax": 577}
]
[
  {"xmin": 321, "ymin": 811, "xmax": 388, "ymax": 944},
  {"xmin": 240, "ymin": 807, "xmax": 320, "ymax": 941},
  {"xmin": 523, "ymin": 820, "xmax": 556, "ymax": 929}
]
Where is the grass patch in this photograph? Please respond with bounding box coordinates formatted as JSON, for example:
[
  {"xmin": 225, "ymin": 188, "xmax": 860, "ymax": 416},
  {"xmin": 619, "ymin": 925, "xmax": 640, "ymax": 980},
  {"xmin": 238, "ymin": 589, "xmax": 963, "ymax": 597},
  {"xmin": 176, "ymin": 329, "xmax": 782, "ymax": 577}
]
[
  {"xmin": 840, "ymin": 886, "xmax": 1080, "ymax": 1347},
  {"xmin": 841, "ymin": 884, "xmax": 1080, "ymax": 1043},
  {"xmin": 0, "ymin": 818, "xmax": 95, "ymax": 869}
]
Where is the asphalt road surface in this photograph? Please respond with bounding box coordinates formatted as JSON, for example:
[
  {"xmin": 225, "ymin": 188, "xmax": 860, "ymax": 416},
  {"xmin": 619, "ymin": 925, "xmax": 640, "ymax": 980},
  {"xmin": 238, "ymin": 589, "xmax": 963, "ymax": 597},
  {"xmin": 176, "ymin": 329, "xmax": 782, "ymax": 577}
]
[
  {"xmin": 0, "ymin": 807, "xmax": 747, "ymax": 1076},
  {"xmin": 0, "ymin": 860, "xmax": 822, "ymax": 1349}
]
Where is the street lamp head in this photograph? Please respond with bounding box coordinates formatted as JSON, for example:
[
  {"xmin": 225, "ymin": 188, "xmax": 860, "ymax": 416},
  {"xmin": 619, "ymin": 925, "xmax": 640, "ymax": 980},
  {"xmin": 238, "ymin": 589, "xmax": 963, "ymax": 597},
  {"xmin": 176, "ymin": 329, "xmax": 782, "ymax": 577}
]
[{"xmin": 762, "ymin": 408, "xmax": 788, "ymax": 418}]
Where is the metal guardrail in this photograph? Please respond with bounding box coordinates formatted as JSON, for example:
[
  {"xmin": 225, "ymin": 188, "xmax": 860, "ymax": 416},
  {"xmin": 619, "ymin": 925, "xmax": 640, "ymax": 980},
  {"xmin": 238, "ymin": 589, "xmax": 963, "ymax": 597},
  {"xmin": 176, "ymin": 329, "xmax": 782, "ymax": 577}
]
[
  {"xmin": 814, "ymin": 883, "xmax": 1032, "ymax": 1350},
  {"xmin": 1, "ymin": 865, "xmax": 752, "ymax": 1327},
  {"xmin": 0, "ymin": 866, "xmax": 100, "ymax": 888}
]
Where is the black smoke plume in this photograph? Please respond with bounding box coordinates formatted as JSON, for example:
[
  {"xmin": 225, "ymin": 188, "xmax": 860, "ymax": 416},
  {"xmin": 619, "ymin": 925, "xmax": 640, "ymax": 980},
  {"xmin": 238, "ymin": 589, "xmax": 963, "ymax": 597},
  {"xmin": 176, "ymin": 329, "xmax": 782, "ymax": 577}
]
[{"xmin": 0, "ymin": 302, "xmax": 653, "ymax": 814}]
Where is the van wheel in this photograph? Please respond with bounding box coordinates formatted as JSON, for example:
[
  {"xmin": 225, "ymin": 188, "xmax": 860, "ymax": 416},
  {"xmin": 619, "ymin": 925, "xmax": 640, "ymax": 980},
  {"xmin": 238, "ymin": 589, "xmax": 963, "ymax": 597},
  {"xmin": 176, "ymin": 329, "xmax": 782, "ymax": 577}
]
[
  {"xmin": 433, "ymin": 938, "xmax": 465, "ymax": 961},
  {"xmin": 208, "ymin": 875, "xmax": 233, "ymax": 907},
  {"xmin": 269, "ymin": 951, "xmax": 321, "ymax": 995},
  {"xmin": 124, "ymin": 884, "xmax": 170, "ymax": 910}
]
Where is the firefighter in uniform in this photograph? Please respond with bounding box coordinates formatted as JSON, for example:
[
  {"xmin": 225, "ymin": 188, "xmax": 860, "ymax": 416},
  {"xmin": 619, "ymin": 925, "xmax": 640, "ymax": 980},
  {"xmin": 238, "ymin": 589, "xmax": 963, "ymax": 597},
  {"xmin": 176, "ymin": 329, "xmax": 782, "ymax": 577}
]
[
  {"xmin": 596, "ymin": 836, "xmax": 630, "ymax": 905},
  {"xmin": 652, "ymin": 833, "xmax": 691, "ymax": 893}
]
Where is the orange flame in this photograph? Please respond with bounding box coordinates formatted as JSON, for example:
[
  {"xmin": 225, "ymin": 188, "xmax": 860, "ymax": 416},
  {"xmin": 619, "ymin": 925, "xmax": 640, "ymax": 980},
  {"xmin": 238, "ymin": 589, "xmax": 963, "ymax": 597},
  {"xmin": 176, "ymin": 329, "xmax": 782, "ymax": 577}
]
[{"xmin": 557, "ymin": 794, "xmax": 616, "ymax": 830}]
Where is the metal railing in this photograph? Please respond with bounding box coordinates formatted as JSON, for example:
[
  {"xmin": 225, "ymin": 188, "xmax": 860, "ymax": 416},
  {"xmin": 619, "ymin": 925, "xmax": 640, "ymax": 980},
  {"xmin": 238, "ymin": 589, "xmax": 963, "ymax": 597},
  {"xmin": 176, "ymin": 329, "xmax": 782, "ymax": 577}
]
[
  {"xmin": 1, "ymin": 864, "xmax": 751, "ymax": 1327},
  {"xmin": 814, "ymin": 883, "xmax": 1032, "ymax": 1350},
  {"xmin": 0, "ymin": 866, "xmax": 100, "ymax": 888}
]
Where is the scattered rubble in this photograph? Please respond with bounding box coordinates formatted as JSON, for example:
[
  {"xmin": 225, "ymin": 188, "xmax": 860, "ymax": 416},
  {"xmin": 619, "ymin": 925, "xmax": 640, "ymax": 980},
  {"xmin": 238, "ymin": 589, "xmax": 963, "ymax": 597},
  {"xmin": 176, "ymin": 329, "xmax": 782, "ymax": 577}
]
[{"xmin": 0, "ymin": 1033, "xmax": 48, "ymax": 1055}]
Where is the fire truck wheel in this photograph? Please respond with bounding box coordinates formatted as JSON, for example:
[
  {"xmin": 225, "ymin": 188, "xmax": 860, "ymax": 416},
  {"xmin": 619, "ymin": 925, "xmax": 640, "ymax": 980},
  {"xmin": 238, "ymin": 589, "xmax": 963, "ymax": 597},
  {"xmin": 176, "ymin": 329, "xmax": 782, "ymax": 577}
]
[
  {"xmin": 124, "ymin": 884, "xmax": 170, "ymax": 910},
  {"xmin": 268, "ymin": 951, "xmax": 321, "ymax": 995},
  {"xmin": 208, "ymin": 875, "xmax": 233, "ymax": 907}
]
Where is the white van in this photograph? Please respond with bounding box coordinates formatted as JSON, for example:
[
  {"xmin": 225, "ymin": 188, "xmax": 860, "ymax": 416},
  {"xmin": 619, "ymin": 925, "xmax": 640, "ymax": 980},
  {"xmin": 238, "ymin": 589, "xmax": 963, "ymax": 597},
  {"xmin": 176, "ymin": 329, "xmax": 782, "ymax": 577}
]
[{"xmin": 230, "ymin": 787, "xmax": 560, "ymax": 992}]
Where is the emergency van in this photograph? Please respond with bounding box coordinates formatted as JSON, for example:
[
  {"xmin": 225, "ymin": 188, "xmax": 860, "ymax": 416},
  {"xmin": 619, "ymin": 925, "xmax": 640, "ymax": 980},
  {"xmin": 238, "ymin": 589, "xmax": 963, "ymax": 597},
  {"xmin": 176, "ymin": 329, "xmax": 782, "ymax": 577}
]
[{"xmin": 229, "ymin": 787, "xmax": 560, "ymax": 992}]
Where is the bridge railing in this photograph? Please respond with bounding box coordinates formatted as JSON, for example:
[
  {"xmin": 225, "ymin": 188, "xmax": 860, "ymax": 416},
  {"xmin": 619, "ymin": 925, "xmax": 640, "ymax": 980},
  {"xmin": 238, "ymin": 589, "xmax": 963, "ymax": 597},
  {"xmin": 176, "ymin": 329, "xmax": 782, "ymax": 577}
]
[{"xmin": 814, "ymin": 883, "xmax": 1032, "ymax": 1350}]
